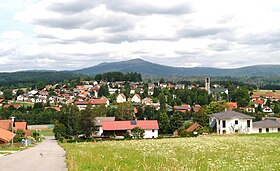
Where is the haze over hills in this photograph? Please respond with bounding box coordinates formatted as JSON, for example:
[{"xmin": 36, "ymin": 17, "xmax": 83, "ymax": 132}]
[{"xmin": 73, "ymin": 58, "xmax": 280, "ymax": 77}]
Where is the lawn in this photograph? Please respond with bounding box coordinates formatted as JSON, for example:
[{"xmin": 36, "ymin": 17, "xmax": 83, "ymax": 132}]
[
  {"xmin": 61, "ymin": 134, "xmax": 280, "ymax": 171},
  {"xmin": 31, "ymin": 129, "xmax": 54, "ymax": 136}
]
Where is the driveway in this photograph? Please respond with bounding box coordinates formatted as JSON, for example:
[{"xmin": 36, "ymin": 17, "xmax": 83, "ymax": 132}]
[{"xmin": 0, "ymin": 136, "xmax": 67, "ymax": 171}]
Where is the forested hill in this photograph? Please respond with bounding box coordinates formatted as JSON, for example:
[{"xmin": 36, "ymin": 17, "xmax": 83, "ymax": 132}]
[
  {"xmin": 0, "ymin": 71, "xmax": 82, "ymax": 87},
  {"xmin": 73, "ymin": 58, "xmax": 280, "ymax": 77}
]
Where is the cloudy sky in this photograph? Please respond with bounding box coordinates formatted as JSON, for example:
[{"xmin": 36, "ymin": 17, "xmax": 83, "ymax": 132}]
[{"xmin": 1, "ymin": 0, "xmax": 280, "ymax": 71}]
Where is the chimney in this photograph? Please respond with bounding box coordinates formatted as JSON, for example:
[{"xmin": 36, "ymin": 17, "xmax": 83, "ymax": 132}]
[
  {"xmin": 144, "ymin": 117, "xmax": 146, "ymax": 121},
  {"xmin": 225, "ymin": 108, "xmax": 228, "ymax": 112}
]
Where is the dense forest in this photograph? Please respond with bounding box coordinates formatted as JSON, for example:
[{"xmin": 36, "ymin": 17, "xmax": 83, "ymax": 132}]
[
  {"xmin": 94, "ymin": 72, "xmax": 142, "ymax": 82},
  {"xmin": 0, "ymin": 71, "xmax": 82, "ymax": 87}
]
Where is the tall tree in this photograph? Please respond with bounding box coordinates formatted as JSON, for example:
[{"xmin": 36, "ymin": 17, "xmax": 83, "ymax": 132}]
[
  {"xmin": 157, "ymin": 112, "xmax": 170, "ymax": 134},
  {"xmin": 98, "ymin": 85, "xmax": 109, "ymax": 97},
  {"xmin": 115, "ymin": 102, "xmax": 134, "ymax": 120},
  {"xmin": 158, "ymin": 93, "xmax": 166, "ymax": 112},
  {"xmin": 205, "ymin": 100, "xmax": 228, "ymax": 114},
  {"xmin": 59, "ymin": 104, "xmax": 80, "ymax": 137},
  {"xmin": 3, "ymin": 89, "xmax": 13, "ymax": 100},
  {"xmin": 79, "ymin": 104, "xmax": 96, "ymax": 138},
  {"xmin": 36, "ymin": 81, "xmax": 46, "ymax": 90}
]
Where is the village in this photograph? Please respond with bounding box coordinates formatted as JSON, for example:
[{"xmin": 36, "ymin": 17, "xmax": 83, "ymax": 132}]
[{"xmin": 1, "ymin": 76, "xmax": 280, "ymax": 144}]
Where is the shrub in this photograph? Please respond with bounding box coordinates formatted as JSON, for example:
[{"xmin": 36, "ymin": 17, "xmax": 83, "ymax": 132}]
[{"xmin": 131, "ymin": 127, "xmax": 145, "ymax": 139}]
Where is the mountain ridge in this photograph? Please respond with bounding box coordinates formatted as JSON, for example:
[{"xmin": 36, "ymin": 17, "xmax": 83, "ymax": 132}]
[{"xmin": 73, "ymin": 58, "xmax": 280, "ymax": 77}]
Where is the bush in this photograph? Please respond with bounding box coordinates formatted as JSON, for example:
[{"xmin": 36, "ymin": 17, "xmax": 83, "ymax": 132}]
[
  {"xmin": 131, "ymin": 127, "xmax": 145, "ymax": 139},
  {"xmin": 53, "ymin": 122, "xmax": 66, "ymax": 140}
]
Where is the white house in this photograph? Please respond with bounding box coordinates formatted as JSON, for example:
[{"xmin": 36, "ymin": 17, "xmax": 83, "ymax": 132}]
[
  {"xmin": 252, "ymin": 119, "xmax": 280, "ymax": 133},
  {"xmin": 116, "ymin": 93, "xmax": 126, "ymax": 103},
  {"xmin": 210, "ymin": 111, "xmax": 255, "ymax": 134},
  {"xmin": 131, "ymin": 94, "xmax": 141, "ymax": 103}
]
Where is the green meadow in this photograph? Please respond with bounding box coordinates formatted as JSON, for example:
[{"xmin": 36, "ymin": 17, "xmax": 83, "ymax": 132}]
[{"xmin": 61, "ymin": 134, "xmax": 280, "ymax": 171}]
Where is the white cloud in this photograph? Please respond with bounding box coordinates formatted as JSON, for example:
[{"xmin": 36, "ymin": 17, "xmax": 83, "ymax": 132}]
[
  {"xmin": 0, "ymin": 0, "xmax": 280, "ymax": 71},
  {"xmin": 1, "ymin": 30, "xmax": 23, "ymax": 40}
]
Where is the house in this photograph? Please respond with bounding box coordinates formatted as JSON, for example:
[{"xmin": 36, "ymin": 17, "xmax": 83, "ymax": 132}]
[
  {"xmin": 142, "ymin": 97, "xmax": 153, "ymax": 105},
  {"xmin": 250, "ymin": 94, "xmax": 261, "ymax": 101},
  {"xmin": 0, "ymin": 128, "xmax": 16, "ymax": 144},
  {"xmin": 89, "ymin": 97, "xmax": 109, "ymax": 106},
  {"xmin": 75, "ymin": 97, "xmax": 109, "ymax": 110},
  {"xmin": 253, "ymin": 99, "xmax": 265, "ymax": 108},
  {"xmin": 174, "ymin": 104, "xmax": 191, "ymax": 113},
  {"xmin": 209, "ymin": 111, "xmax": 255, "ymax": 134},
  {"xmin": 102, "ymin": 120, "xmax": 159, "ymax": 138},
  {"xmin": 131, "ymin": 94, "xmax": 141, "ymax": 103},
  {"xmin": 0, "ymin": 120, "xmax": 29, "ymax": 138},
  {"xmin": 252, "ymin": 120, "xmax": 280, "ymax": 133},
  {"xmin": 94, "ymin": 117, "xmax": 116, "ymax": 136},
  {"xmin": 116, "ymin": 93, "xmax": 126, "ymax": 103}
]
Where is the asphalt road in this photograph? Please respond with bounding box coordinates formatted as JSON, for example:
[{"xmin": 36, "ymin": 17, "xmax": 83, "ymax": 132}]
[{"xmin": 0, "ymin": 136, "xmax": 67, "ymax": 171}]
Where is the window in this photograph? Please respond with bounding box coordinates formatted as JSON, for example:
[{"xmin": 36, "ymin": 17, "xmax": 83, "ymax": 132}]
[
  {"xmin": 259, "ymin": 128, "xmax": 262, "ymax": 133},
  {"xmin": 266, "ymin": 128, "xmax": 269, "ymax": 133},
  {"xmin": 222, "ymin": 120, "xmax": 226, "ymax": 128},
  {"xmin": 278, "ymin": 128, "xmax": 280, "ymax": 132},
  {"xmin": 235, "ymin": 130, "xmax": 238, "ymax": 133},
  {"xmin": 235, "ymin": 120, "xmax": 238, "ymax": 125},
  {"xmin": 247, "ymin": 120, "xmax": 251, "ymax": 127},
  {"xmin": 152, "ymin": 136, "xmax": 155, "ymax": 138},
  {"xmin": 152, "ymin": 129, "xmax": 155, "ymax": 132},
  {"xmin": 222, "ymin": 130, "xmax": 226, "ymax": 134}
]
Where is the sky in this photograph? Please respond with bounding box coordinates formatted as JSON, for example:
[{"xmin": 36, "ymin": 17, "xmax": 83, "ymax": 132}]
[{"xmin": 1, "ymin": 0, "xmax": 280, "ymax": 71}]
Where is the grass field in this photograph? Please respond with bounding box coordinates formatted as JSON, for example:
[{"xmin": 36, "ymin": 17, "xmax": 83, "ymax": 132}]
[
  {"xmin": 61, "ymin": 134, "xmax": 280, "ymax": 171},
  {"xmin": 31, "ymin": 129, "xmax": 54, "ymax": 136},
  {"xmin": 253, "ymin": 89, "xmax": 280, "ymax": 96}
]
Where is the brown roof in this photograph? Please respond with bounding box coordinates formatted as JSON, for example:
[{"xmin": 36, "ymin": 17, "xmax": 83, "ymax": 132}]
[
  {"xmin": 0, "ymin": 128, "xmax": 16, "ymax": 143},
  {"xmin": 186, "ymin": 122, "xmax": 202, "ymax": 132}
]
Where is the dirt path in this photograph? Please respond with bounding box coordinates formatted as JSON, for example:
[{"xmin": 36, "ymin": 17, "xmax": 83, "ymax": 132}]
[{"xmin": 0, "ymin": 136, "xmax": 67, "ymax": 171}]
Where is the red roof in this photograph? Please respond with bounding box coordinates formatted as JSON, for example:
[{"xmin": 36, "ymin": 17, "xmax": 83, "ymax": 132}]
[
  {"xmin": 0, "ymin": 128, "xmax": 15, "ymax": 143},
  {"xmin": 266, "ymin": 92, "xmax": 275, "ymax": 97},
  {"xmin": 0, "ymin": 98, "xmax": 4, "ymax": 103},
  {"xmin": 254, "ymin": 100, "xmax": 265, "ymax": 105},
  {"xmin": 102, "ymin": 120, "xmax": 159, "ymax": 130},
  {"xmin": 89, "ymin": 98, "xmax": 107, "ymax": 105},
  {"xmin": 74, "ymin": 101, "xmax": 88, "ymax": 105},
  {"xmin": 227, "ymin": 102, "xmax": 238, "ymax": 110},
  {"xmin": 0, "ymin": 120, "xmax": 11, "ymax": 130},
  {"xmin": 75, "ymin": 98, "xmax": 108, "ymax": 105},
  {"xmin": 3, "ymin": 104, "xmax": 21, "ymax": 109},
  {"xmin": 0, "ymin": 120, "xmax": 27, "ymax": 131},
  {"xmin": 14, "ymin": 122, "xmax": 27, "ymax": 131},
  {"xmin": 192, "ymin": 105, "xmax": 201, "ymax": 113},
  {"xmin": 250, "ymin": 94, "xmax": 260, "ymax": 98}
]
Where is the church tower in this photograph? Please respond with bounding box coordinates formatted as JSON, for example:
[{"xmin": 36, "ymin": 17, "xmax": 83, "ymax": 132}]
[{"xmin": 205, "ymin": 77, "xmax": 211, "ymax": 94}]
